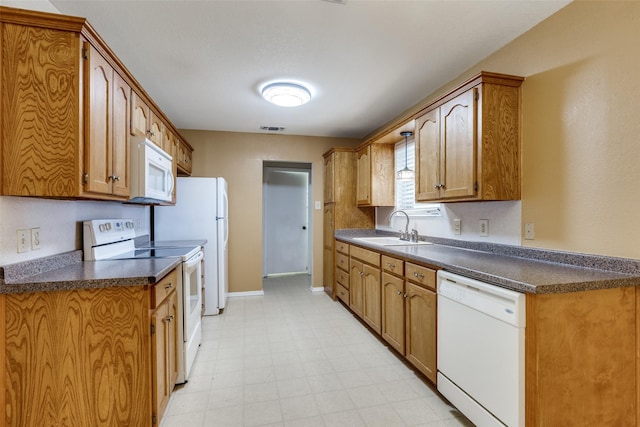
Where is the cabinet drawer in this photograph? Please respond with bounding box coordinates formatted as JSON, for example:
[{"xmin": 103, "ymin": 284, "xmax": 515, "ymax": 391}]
[
  {"xmin": 350, "ymin": 245, "xmax": 380, "ymax": 267},
  {"xmin": 336, "ymin": 252, "xmax": 349, "ymax": 272},
  {"xmin": 336, "ymin": 283, "xmax": 350, "ymax": 304},
  {"xmin": 336, "ymin": 241, "xmax": 349, "ymax": 255},
  {"xmin": 405, "ymin": 263, "xmax": 436, "ymax": 291},
  {"xmin": 151, "ymin": 270, "xmax": 178, "ymax": 309},
  {"xmin": 382, "ymin": 255, "xmax": 404, "ymax": 276},
  {"xmin": 336, "ymin": 268, "xmax": 350, "ymax": 289}
]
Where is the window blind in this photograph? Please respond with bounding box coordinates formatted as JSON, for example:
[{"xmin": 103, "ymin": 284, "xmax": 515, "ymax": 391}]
[{"xmin": 395, "ymin": 139, "xmax": 415, "ymax": 210}]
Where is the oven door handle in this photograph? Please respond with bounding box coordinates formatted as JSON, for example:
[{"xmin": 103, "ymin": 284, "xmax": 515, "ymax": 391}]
[{"xmin": 185, "ymin": 250, "xmax": 204, "ymax": 268}]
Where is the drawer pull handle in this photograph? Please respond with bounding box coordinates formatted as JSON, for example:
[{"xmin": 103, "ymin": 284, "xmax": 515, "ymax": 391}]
[
  {"xmin": 414, "ymin": 272, "xmax": 425, "ymax": 280},
  {"xmin": 387, "ymin": 263, "xmax": 395, "ymax": 269}
]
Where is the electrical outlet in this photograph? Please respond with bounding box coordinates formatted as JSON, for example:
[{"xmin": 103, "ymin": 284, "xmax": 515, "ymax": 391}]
[
  {"xmin": 17, "ymin": 229, "xmax": 29, "ymax": 253},
  {"xmin": 524, "ymin": 223, "xmax": 535, "ymax": 240},
  {"xmin": 31, "ymin": 227, "xmax": 41, "ymax": 250},
  {"xmin": 453, "ymin": 219, "xmax": 461, "ymax": 235},
  {"xmin": 479, "ymin": 219, "xmax": 489, "ymax": 237}
]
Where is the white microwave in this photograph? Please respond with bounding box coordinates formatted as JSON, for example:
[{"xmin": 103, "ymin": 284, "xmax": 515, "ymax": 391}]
[{"xmin": 129, "ymin": 137, "xmax": 174, "ymax": 203}]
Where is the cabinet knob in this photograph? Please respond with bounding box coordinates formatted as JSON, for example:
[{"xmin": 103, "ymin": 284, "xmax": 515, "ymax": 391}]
[
  {"xmin": 387, "ymin": 263, "xmax": 395, "ymax": 269},
  {"xmin": 165, "ymin": 283, "xmax": 173, "ymax": 290},
  {"xmin": 163, "ymin": 314, "xmax": 174, "ymax": 322},
  {"xmin": 360, "ymin": 272, "xmax": 364, "ymax": 277},
  {"xmin": 396, "ymin": 291, "xmax": 402, "ymax": 295},
  {"xmin": 414, "ymin": 272, "xmax": 425, "ymax": 280}
]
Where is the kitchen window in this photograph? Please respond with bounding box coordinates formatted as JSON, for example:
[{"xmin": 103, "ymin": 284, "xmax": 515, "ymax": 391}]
[{"xmin": 395, "ymin": 139, "xmax": 441, "ymax": 215}]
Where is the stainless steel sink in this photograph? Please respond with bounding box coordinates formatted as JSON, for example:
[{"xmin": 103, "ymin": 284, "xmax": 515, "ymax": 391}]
[{"xmin": 351, "ymin": 236, "xmax": 432, "ymax": 246}]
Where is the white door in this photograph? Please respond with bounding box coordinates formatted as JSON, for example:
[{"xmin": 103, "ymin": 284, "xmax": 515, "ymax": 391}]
[{"xmin": 263, "ymin": 168, "xmax": 309, "ymax": 276}]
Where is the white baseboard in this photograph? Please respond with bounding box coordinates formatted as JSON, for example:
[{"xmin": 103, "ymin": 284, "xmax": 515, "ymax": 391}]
[
  {"xmin": 227, "ymin": 290, "xmax": 265, "ymax": 298},
  {"xmin": 309, "ymin": 286, "xmax": 324, "ymax": 293}
]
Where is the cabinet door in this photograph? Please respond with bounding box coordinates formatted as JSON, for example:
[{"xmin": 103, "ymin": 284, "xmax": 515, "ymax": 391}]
[
  {"xmin": 151, "ymin": 296, "xmax": 171, "ymax": 423},
  {"xmin": 415, "ymin": 108, "xmax": 441, "ymax": 201},
  {"xmin": 323, "ymin": 205, "xmax": 335, "ymax": 296},
  {"xmin": 405, "ymin": 282, "xmax": 437, "ymax": 383},
  {"xmin": 382, "ymin": 272, "xmax": 405, "ymax": 354},
  {"xmin": 349, "ymin": 259, "xmax": 365, "ymax": 319},
  {"xmin": 356, "ymin": 146, "xmax": 371, "ymax": 205},
  {"xmin": 167, "ymin": 290, "xmax": 179, "ymax": 390},
  {"xmin": 111, "ymin": 73, "xmax": 130, "ymax": 197},
  {"xmin": 362, "ymin": 264, "xmax": 381, "ymax": 334},
  {"xmin": 131, "ymin": 92, "xmax": 149, "ymax": 137},
  {"xmin": 324, "ymin": 154, "xmax": 335, "ymax": 203},
  {"xmin": 84, "ymin": 44, "xmax": 113, "ymax": 195},
  {"xmin": 440, "ymin": 88, "xmax": 476, "ymax": 199},
  {"xmin": 148, "ymin": 111, "xmax": 163, "ymax": 147}
]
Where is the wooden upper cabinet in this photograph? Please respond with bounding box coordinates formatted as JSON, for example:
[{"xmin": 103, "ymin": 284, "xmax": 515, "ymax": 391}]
[
  {"xmin": 1, "ymin": 20, "xmax": 83, "ymax": 197},
  {"xmin": 415, "ymin": 72, "xmax": 523, "ymax": 202},
  {"xmin": 84, "ymin": 42, "xmax": 130, "ymax": 198},
  {"xmin": 176, "ymin": 137, "xmax": 193, "ymax": 176},
  {"xmin": 324, "ymin": 154, "xmax": 335, "ymax": 203},
  {"xmin": 356, "ymin": 143, "xmax": 395, "ymax": 207},
  {"xmin": 0, "ymin": 7, "xmax": 192, "ymax": 202},
  {"xmin": 131, "ymin": 92, "xmax": 163, "ymax": 147}
]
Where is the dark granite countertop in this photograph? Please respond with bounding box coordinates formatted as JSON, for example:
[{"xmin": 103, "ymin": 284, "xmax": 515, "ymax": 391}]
[
  {"xmin": 336, "ymin": 229, "xmax": 640, "ymax": 294},
  {"xmin": 0, "ymin": 250, "xmax": 181, "ymax": 294}
]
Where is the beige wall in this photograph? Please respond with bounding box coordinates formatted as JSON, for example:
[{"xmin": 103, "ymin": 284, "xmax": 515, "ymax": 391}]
[
  {"xmin": 386, "ymin": 1, "xmax": 640, "ymax": 259},
  {"xmin": 180, "ymin": 130, "xmax": 359, "ymax": 293}
]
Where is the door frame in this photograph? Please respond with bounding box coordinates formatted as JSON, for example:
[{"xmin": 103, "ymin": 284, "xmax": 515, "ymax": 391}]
[{"xmin": 262, "ymin": 161, "xmax": 313, "ymax": 278}]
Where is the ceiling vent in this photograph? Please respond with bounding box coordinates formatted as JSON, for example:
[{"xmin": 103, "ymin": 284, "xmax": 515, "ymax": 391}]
[
  {"xmin": 260, "ymin": 126, "xmax": 285, "ymax": 132},
  {"xmin": 322, "ymin": 0, "xmax": 347, "ymax": 4}
]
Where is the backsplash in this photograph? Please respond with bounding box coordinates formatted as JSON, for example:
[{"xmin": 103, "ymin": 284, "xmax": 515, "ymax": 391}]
[
  {"xmin": 0, "ymin": 196, "xmax": 149, "ymax": 266},
  {"xmin": 376, "ymin": 201, "xmax": 522, "ymax": 246}
]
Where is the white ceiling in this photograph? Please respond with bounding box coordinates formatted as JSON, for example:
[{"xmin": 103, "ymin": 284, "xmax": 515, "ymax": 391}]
[{"xmin": 42, "ymin": 0, "xmax": 570, "ymax": 139}]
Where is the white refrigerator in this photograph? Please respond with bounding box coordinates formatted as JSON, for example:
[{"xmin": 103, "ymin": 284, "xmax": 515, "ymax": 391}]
[{"xmin": 154, "ymin": 177, "xmax": 229, "ymax": 315}]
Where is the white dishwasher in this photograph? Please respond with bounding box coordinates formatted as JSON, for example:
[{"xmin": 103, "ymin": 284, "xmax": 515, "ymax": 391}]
[{"xmin": 437, "ymin": 270, "xmax": 526, "ymax": 427}]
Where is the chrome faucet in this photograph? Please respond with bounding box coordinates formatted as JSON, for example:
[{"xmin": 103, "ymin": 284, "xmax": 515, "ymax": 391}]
[{"xmin": 389, "ymin": 210, "xmax": 410, "ymax": 241}]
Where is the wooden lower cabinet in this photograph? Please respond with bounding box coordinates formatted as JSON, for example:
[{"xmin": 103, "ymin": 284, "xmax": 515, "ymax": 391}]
[
  {"xmin": 3, "ymin": 286, "xmax": 152, "ymax": 426},
  {"xmin": 349, "ymin": 247, "xmax": 382, "ymax": 334},
  {"xmin": 349, "ymin": 259, "xmax": 365, "ymax": 319},
  {"xmin": 405, "ymin": 282, "xmax": 437, "ymax": 383},
  {"xmin": 381, "ymin": 272, "xmax": 405, "ymax": 354},
  {"xmin": 1, "ymin": 268, "xmax": 180, "ymax": 427},
  {"xmin": 150, "ymin": 270, "xmax": 179, "ymax": 425},
  {"xmin": 381, "ymin": 260, "xmax": 437, "ymax": 384}
]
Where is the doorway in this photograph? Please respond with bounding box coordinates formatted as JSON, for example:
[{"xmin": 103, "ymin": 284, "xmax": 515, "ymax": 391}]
[{"xmin": 262, "ymin": 162, "xmax": 312, "ymax": 277}]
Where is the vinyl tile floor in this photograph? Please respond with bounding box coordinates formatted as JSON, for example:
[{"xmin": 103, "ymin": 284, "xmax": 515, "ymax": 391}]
[{"xmin": 161, "ymin": 274, "xmax": 473, "ymax": 427}]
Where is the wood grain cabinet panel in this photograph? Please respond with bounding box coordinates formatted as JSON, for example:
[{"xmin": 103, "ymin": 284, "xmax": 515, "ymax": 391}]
[
  {"xmin": 84, "ymin": 42, "xmax": 131, "ymax": 198},
  {"xmin": 356, "ymin": 143, "xmax": 395, "ymax": 207},
  {"xmin": 415, "ymin": 72, "xmax": 523, "ymax": 203},
  {"xmin": 0, "ymin": 7, "xmax": 192, "ymax": 201},
  {"xmin": 131, "ymin": 92, "xmax": 163, "ymax": 147},
  {"xmin": 4, "ymin": 286, "xmax": 151, "ymax": 427},
  {"xmin": 405, "ymin": 282, "xmax": 437, "ymax": 383},
  {"xmin": 382, "ymin": 272, "xmax": 405, "ymax": 354},
  {"xmin": 322, "ymin": 148, "xmax": 374, "ymax": 298},
  {"xmin": 1, "ymin": 22, "xmax": 82, "ymax": 197}
]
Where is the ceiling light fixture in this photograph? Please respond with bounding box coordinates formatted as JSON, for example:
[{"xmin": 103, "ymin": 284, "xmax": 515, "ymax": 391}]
[
  {"xmin": 262, "ymin": 82, "xmax": 311, "ymax": 107},
  {"xmin": 396, "ymin": 131, "xmax": 414, "ymax": 181}
]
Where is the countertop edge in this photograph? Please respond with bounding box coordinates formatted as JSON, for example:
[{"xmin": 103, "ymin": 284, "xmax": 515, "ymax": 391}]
[{"xmin": 335, "ymin": 230, "xmax": 640, "ymax": 294}]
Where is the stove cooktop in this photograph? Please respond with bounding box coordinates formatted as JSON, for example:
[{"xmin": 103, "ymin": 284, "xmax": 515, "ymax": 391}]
[{"xmin": 108, "ymin": 246, "xmax": 200, "ymax": 260}]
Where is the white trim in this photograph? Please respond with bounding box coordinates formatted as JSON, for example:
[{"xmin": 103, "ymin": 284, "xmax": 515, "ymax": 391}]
[
  {"xmin": 228, "ymin": 290, "xmax": 265, "ymax": 298},
  {"xmin": 309, "ymin": 286, "xmax": 324, "ymax": 293}
]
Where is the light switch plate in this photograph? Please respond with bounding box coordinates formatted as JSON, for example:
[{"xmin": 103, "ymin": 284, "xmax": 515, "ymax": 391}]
[{"xmin": 17, "ymin": 229, "xmax": 29, "ymax": 253}]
